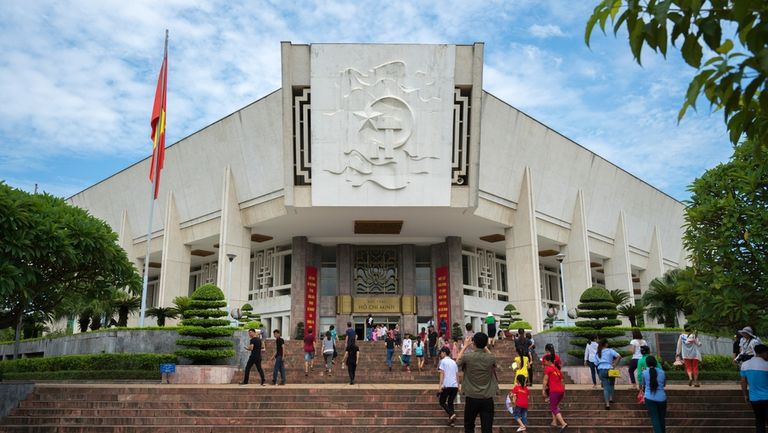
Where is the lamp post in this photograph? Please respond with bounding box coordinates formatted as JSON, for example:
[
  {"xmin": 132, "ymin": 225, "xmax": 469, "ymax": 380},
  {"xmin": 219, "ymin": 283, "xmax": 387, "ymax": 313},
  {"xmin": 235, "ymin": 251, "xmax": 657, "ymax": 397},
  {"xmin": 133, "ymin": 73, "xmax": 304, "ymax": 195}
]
[
  {"xmin": 555, "ymin": 253, "xmax": 568, "ymax": 325},
  {"xmin": 226, "ymin": 253, "xmax": 237, "ymax": 326}
]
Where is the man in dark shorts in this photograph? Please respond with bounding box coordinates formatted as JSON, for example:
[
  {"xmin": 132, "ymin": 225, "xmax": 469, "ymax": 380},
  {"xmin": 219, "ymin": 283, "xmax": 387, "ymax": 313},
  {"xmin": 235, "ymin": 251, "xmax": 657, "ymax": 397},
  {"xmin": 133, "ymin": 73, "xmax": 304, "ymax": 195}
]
[
  {"xmin": 241, "ymin": 328, "xmax": 265, "ymax": 386},
  {"xmin": 271, "ymin": 329, "xmax": 286, "ymax": 385},
  {"xmin": 304, "ymin": 327, "xmax": 316, "ymax": 376}
]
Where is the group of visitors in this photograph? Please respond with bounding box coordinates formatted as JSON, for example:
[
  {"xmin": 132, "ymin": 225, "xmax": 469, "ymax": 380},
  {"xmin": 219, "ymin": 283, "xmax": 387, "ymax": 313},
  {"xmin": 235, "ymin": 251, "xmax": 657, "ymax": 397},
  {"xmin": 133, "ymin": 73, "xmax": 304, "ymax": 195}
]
[{"xmin": 240, "ymin": 320, "xmax": 767, "ymax": 433}]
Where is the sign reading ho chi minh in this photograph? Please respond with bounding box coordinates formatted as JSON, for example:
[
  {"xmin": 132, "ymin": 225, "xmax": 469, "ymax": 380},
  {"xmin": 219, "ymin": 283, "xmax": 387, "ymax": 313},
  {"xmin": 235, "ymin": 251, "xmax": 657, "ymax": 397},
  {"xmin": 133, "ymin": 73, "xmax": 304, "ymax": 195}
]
[
  {"xmin": 353, "ymin": 296, "xmax": 401, "ymax": 313},
  {"xmin": 311, "ymin": 44, "xmax": 456, "ymax": 206},
  {"xmin": 304, "ymin": 266, "xmax": 318, "ymax": 336}
]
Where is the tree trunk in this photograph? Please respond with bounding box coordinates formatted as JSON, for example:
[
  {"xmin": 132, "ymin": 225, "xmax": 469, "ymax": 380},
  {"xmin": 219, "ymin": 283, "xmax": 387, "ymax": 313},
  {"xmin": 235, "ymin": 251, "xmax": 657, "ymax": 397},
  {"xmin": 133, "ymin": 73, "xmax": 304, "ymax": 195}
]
[
  {"xmin": 118, "ymin": 307, "xmax": 129, "ymax": 327},
  {"xmin": 78, "ymin": 315, "xmax": 90, "ymax": 333}
]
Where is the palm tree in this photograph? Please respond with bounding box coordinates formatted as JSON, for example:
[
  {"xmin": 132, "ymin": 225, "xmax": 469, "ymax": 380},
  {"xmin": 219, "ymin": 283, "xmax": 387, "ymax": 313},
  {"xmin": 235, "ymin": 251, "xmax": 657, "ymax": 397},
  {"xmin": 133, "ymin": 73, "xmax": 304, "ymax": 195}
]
[
  {"xmin": 172, "ymin": 296, "xmax": 192, "ymax": 319},
  {"xmin": 643, "ymin": 270, "xmax": 688, "ymax": 327},
  {"xmin": 146, "ymin": 307, "xmax": 179, "ymax": 327},
  {"xmin": 608, "ymin": 289, "xmax": 632, "ymax": 308},
  {"xmin": 109, "ymin": 291, "xmax": 141, "ymax": 327},
  {"xmin": 617, "ymin": 302, "xmax": 646, "ymax": 327}
]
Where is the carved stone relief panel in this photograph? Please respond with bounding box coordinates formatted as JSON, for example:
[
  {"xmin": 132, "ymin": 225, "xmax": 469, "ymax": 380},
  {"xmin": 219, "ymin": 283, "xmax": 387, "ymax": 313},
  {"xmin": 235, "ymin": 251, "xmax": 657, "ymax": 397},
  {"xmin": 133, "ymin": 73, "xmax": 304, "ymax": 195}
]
[{"xmin": 311, "ymin": 44, "xmax": 456, "ymax": 206}]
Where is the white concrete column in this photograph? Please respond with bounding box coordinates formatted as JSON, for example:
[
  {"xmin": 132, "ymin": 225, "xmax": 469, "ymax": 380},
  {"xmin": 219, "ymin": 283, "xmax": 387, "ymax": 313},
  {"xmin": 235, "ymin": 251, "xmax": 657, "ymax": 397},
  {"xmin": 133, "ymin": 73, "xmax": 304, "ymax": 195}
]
[
  {"xmin": 505, "ymin": 167, "xmax": 543, "ymax": 332},
  {"xmin": 283, "ymin": 315, "xmax": 291, "ymax": 340},
  {"xmin": 562, "ymin": 190, "xmax": 592, "ymax": 316},
  {"xmin": 604, "ymin": 211, "xmax": 633, "ymax": 301},
  {"xmin": 159, "ymin": 190, "xmax": 191, "ymax": 308},
  {"xmin": 216, "ymin": 166, "xmax": 252, "ymax": 311}
]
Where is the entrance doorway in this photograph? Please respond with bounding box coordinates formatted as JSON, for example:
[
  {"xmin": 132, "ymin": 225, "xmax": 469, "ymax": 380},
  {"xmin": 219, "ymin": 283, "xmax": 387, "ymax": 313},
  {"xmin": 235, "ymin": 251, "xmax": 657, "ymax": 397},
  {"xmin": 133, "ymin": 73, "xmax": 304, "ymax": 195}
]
[{"xmin": 356, "ymin": 315, "xmax": 401, "ymax": 341}]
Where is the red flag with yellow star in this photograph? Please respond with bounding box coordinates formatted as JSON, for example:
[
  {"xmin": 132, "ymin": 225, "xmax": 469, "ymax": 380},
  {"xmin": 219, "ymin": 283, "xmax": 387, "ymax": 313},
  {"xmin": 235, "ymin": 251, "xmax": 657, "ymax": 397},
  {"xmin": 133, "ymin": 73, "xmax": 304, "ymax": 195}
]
[{"xmin": 149, "ymin": 46, "xmax": 167, "ymax": 200}]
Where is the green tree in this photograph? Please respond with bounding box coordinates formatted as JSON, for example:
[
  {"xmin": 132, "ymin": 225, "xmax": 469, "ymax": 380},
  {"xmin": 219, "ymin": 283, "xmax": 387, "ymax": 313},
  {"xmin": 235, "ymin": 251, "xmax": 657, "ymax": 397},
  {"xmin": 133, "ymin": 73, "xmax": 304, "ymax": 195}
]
[
  {"xmin": 146, "ymin": 307, "xmax": 179, "ymax": 327},
  {"xmin": 499, "ymin": 304, "xmax": 522, "ymax": 330},
  {"xmin": 172, "ymin": 296, "xmax": 192, "ymax": 319},
  {"xmin": 0, "ymin": 183, "xmax": 141, "ymax": 357},
  {"xmin": 109, "ymin": 290, "xmax": 142, "ymax": 327},
  {"xmin": 643, "ymin": 269, "xmax": 690, "ymax": 327},
  {"xmin": 175, "ymin": 284, "xmax": 235, "ymax": 363},
  {"xmin": 683, "ymin": 140, "xmax": 768, "ymax": 332},
  {"xmin": 569, "ymin": 286, "xmax": 627, "ymax": 360},
  {"xmin": 586, "ymin": 1, "xmax": 768, "ymax": 152}
]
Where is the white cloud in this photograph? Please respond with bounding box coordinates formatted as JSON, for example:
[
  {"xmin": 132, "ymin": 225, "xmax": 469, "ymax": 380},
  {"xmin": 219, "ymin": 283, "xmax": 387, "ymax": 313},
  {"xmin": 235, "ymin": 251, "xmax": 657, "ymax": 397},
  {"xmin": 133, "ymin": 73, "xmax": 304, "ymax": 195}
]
[
  {"xmin": 0, "ymin": 0, "xmax": 732, "ymax": 201},
  {"xmin": 529, "ymin": 24, "xmax": 565, "ymax": 38}
]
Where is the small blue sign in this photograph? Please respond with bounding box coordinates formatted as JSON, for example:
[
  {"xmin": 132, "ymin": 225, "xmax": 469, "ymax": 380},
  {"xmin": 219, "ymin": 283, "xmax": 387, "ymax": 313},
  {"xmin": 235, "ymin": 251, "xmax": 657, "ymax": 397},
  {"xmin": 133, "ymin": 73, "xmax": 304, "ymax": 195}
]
[{"xmin": 160, "ymin": 363, "xmax": 176, "ymax": 373}]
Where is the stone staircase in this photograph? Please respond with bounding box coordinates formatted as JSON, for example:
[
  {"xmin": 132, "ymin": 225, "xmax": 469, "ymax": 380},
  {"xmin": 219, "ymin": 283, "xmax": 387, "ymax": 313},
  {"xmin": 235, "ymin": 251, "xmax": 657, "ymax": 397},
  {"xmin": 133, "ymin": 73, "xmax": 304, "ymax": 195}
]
[
  {"xmin": 0, "ymin": 384, "xmax": 753, "ymax": 432},
  {"xmin": 233, "ymin": 339, "xmax": 561, "ymax": 384}
]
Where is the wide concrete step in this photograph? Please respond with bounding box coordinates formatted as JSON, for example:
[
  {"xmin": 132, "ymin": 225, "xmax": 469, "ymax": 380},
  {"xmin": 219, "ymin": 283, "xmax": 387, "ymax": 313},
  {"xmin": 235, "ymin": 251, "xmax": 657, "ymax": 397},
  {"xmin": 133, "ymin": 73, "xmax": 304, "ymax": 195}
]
[{"xmin": 0, "ymin": 427, "xmax": 756, "ymax": 433}]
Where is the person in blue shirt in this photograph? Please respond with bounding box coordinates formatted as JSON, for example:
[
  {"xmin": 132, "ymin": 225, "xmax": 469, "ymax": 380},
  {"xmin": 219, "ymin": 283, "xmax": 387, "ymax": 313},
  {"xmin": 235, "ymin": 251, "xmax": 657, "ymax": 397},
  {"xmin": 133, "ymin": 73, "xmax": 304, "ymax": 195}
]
[
  {"xmin": 593, "ymin": 338, "xmax": 622, "ymax": 410},
  {"xmin": 641, "ymin": 356, "xmax": 667, "ymax": 433},
  {"xmin": 740, "ymin": 344, "xmax": 768, "ymax": 433}
]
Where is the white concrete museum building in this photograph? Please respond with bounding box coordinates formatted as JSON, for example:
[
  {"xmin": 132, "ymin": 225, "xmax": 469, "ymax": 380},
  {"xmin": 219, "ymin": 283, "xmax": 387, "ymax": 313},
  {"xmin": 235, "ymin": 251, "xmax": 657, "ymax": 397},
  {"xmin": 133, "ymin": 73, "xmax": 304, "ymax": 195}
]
[{"xmin": 68, "ymin": 42, "xmax": 686, "ymax": 337}]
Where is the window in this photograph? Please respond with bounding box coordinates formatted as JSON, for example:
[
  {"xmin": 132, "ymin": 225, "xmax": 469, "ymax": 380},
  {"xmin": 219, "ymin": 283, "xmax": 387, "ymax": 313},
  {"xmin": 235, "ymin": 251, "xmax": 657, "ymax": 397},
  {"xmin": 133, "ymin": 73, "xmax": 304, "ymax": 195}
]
[{"xmin": 461, "ymin": 247, "xmax": 508, "ymax": 300}]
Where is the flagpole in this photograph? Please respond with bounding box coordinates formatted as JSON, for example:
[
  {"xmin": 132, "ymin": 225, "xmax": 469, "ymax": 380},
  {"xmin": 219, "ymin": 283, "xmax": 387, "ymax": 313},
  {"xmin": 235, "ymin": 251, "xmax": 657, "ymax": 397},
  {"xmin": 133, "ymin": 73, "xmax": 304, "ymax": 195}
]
[{"xmin": 139, "ymin": 30, "xmax": 168, "ymax": 328}]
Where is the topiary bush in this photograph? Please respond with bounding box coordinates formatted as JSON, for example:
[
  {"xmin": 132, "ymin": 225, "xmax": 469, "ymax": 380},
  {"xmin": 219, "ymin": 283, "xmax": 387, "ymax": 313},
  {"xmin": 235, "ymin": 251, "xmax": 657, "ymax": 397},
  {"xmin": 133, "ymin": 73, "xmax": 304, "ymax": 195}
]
[
  {"xmin": 238, "ymin": 303, "xmax": 263, "ymax": 329},
  {"xmin": 568, "ymin": 286, "xmax": 627, "ymax": 361},
  {"xmin": 452, "ymin": 322, "xmax": 463, "ymax": 341},
  {"xmin": 509, "ymin": 320, "xmax": 532, "ymax": 330},
  {"xmin": 295, "ymin": 321, "xmax": 305, "ymax": 340},
  {"xmin": 175, "ymin": 284, "xmax": 235, "ymax": 364},
  {"xmin": 500, "ymin": 304, "xmax": 522, "ymax": 330}
]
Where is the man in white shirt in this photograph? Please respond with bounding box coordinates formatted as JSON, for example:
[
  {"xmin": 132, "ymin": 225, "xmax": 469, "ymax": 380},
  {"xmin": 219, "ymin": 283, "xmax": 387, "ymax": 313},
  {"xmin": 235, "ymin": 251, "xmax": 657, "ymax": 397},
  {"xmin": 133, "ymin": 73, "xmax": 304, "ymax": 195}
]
[
  {"xmin": 438, "ymin": 347, "xmax": 459, "ymax": 426},
  {"xmin": 401, "ymin": 334, "xmax": 413, "ymax": 372}
]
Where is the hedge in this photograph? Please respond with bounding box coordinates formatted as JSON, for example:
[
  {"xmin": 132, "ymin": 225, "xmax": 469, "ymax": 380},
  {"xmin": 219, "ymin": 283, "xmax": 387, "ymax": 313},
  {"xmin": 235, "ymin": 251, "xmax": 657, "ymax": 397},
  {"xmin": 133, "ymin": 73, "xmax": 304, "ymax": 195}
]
[
  {"xmin": 177, "ymin": 326, "xmax": 235, "ymax": 337},
  {"xmin": 3, "ymin": 370, "xmax": 162, "ymax": 381},
  {"xmin": 664, "ymin": 370, "xmax": 740, "ymax": 381},
  {"xmin": 183, "ymin": 309, "xmax": 228, "ymax": 319},
  {"xmin": 176, "ymin": 338, "xmax": 234, "ymax": 348},
  {"xmin": 0, "ymin": 353, "xmax": 176, "ymax": 375},
  {"xmin": 180, "ymin": 318, "xmax": 230, "ymax": 327},
  {"xmin": 574, "ymin": 319, "xmax": 623, "ymax": 328},
  {"xmin": 186, "ymin": 300, "xmax": 227, "ymax": 309},
  {"xmin": 175, "ymin": 349, "xmax": 235, "ymax": 361}
]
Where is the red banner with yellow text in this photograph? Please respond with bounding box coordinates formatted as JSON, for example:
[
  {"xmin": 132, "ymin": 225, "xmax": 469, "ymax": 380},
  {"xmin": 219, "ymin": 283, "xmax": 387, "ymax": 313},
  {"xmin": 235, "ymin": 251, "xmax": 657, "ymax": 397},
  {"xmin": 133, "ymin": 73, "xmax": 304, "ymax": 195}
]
[
  {"xmin": 435, "ymin": 266, "xmax": 450, "ymax": 339},
  {"xmin": 304, "ymin": 266, "xmax": 318, "ymax": 337}
]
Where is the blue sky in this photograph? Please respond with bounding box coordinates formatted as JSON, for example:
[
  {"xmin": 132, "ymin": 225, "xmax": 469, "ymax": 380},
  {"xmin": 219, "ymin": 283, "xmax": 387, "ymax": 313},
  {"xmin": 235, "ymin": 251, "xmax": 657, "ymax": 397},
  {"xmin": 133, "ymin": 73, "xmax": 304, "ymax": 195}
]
[{"xmin": 0, "ymin": 0, "xmax": 733, "ymax": 201}]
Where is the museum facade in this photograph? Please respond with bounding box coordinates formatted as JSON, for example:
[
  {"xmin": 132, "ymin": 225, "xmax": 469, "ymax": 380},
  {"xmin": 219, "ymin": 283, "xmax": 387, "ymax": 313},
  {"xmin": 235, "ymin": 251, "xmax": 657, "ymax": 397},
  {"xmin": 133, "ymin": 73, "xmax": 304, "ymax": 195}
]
[{"xmin": 69, "ymin": 43, "xmax": 686, "ymax": 337}]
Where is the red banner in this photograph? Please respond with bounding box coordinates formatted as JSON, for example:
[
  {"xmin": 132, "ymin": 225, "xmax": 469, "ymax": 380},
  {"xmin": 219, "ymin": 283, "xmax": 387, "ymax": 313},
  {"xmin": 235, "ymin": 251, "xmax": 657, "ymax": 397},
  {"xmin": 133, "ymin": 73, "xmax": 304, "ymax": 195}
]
[
  {"xmin": 435, "ymin": 266, "xmax": 451, "ymax": 339},
  {"xmin": 304, "ymin": 266, "xmax": 318, "ymax": 337}
]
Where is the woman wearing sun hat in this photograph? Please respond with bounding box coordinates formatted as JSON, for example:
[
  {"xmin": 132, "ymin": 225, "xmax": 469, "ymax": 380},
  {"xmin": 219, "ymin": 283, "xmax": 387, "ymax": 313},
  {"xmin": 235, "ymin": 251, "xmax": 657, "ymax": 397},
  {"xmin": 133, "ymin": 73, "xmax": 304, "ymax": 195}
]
[{"xmin": 735, "ymin": 326, "xmax": 762, "ymax": 365}]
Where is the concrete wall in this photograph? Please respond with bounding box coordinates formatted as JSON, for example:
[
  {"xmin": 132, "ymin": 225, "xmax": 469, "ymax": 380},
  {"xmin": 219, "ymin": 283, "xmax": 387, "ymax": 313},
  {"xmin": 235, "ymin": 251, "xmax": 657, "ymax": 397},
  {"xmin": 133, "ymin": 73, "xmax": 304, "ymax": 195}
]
[
  {"xmin": 68, "ymin": 90, "xmax": 285, "ymax": 241},
  {"xmin": 0, "ymin": 383, "xmax": 34, "ymax": 417},
  {"xmin": 478, "ymin": 93, "xmax": 685, "ymax": 263},
  {"xmin": 533, "ymin": 330, "xmax": 734, "ymax": 366},
  {"xmin": 0, "ymin": 330, "xmax": 254, "ymax": 368}
]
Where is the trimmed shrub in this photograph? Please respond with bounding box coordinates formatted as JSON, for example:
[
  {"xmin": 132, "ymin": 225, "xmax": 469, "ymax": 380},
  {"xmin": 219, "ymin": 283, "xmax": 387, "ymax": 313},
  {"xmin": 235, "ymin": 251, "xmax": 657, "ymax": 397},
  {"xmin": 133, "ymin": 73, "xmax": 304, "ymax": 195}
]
[
  {"xmin": 239, "ymin": 304, "xmax": 262, "ymax": 328},
  {"xmin": 295, "ymin": 321, "xmax": 305, "ymax": 340},
  {"xmin": 500, "ymin": 304, "xmax": 522, "ymax": 330},
  {"xmin": 509, "ymin": 320, "xmax": 532, "ymax": 330},
  {"xmin": 0, "ymin": 353, "xmax": 176, "ymax": 380},
  {"xmin": 175, "ymin": 284, "xmax": 235, "ymax": 364},
  {"xmin": 3, "ymin": 370, "xmax": 162, "ymax": 381},
  {"xmin": 569, "ymin": 286, "xmax": 626, "ymax": 361},
  {"xmin": 452, "ymin": 322, "xmax": 463, "ymax": 340}
]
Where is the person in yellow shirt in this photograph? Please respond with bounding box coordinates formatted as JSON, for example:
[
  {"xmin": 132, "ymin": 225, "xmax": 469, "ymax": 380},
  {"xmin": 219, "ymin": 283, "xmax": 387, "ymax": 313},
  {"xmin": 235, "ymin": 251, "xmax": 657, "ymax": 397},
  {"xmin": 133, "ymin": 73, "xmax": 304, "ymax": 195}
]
[{"xmin": 514, "ymin": 347, "xmax": 530, "ymax": 383}]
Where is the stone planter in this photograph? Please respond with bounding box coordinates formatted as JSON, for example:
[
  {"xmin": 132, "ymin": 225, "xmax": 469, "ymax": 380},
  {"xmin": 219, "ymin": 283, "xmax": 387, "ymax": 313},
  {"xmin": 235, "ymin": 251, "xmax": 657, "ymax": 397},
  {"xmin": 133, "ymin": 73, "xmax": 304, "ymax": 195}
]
[{"xmin": 169, "ymin": 365, "xmax": 239, "ymax": 384}]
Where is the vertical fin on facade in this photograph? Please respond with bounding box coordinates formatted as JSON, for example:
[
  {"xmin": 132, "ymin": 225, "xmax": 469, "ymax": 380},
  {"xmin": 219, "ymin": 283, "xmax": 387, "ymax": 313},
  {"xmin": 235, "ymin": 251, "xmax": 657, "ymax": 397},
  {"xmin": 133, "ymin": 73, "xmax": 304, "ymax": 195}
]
[
  {"xmin": 159, "ymin": 190, "xmax": 191, "ymax": 309},
  {"xmin": 293, "ymin": 87, "xmax": 312, "ymax": 185},
  {"xmin": 505, "ymin": 167, "xmax": 544, "ymax": 331},
  {"xmin": 604, "ymin": 210, "xmax": 633, "ymax": 301},
  {"xmin": 563, "ymin": 189, "xmax": 592, "ymax": 312},
  {"xmin": 216, "ymin": 165, "xmax": 252, "ymax": 308}
]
